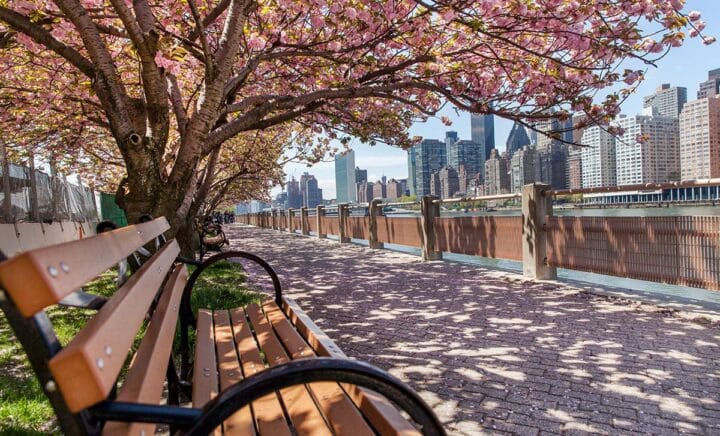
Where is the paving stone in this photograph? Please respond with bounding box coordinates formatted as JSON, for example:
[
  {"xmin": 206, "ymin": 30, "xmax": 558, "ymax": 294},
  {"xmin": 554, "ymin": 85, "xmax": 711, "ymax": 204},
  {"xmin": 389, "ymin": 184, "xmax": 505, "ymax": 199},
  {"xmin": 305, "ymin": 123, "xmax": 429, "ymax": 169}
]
[{"xmin": 228, "ymin": 226, "xmax": 720, "ymax": 435}]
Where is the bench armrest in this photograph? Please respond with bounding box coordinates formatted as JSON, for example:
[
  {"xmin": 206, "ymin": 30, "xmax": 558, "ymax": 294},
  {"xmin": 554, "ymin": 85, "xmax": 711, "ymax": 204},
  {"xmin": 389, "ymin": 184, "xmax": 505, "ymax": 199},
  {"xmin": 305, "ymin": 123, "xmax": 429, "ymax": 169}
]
[{"xmin": 186, "ymin": 357, "xmax": 445, "ymax": 436}]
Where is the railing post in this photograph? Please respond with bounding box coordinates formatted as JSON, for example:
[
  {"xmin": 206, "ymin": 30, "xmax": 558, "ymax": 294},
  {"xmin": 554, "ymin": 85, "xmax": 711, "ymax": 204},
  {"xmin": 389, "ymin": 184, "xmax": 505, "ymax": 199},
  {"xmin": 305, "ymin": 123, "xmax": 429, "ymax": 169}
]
[
  {"xmin": 301, "ymin": 207, "xmax": 309, "ymax": 235},
  {"xmin": 368, "ymin": 199, "xmax": 384, "ymax": 249},
  {"xmin": 522, "ymin": 183, "xmax": 556, "ymax": 280},
  {"xmin": 338, "ymin": 203, "xmax": 350, "ymax": 243},
  {"xmin": 316, "ymin": 205, "xmax": 325, "ymax": 239},
  {"xmin": 288, "ymin": 209, "xmax": 294, "ymax": 234},
  {"xmin": 421, "ymin": 196, "xmax": 442, "ymax": 260}
]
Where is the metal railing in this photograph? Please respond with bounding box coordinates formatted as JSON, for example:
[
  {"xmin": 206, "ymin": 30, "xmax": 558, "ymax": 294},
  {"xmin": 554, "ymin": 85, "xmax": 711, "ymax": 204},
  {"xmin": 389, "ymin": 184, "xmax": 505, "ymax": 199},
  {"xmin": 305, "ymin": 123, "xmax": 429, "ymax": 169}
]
[{"xmin": 239, "ymin": 182, "xmax": 720, "ymax": 292}]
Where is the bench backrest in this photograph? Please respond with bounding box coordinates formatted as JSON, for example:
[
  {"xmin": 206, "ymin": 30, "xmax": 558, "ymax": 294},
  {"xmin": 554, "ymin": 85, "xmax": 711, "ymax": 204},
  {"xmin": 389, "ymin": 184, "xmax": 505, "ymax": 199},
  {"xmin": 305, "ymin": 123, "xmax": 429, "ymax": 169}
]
[{"xmin": 0, "ymin": 217, "xmax": 184, "ymax": 434}]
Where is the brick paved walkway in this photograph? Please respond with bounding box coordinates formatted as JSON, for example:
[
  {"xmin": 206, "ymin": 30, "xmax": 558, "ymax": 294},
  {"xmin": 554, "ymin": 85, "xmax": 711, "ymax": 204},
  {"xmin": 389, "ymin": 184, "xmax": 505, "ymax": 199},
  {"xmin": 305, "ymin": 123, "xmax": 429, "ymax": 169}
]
[{"xmin": 227, "ymin": 225, "xmax": 720, "ymax": 435}]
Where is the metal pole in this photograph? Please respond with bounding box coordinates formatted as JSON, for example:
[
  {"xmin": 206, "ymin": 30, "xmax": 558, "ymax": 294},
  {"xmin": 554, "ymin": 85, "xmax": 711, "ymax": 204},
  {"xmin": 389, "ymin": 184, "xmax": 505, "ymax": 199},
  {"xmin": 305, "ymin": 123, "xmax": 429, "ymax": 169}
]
[
  {"xmin": 28, "ymin": 153, "xmax": 40, "ymax": 222},
  {"xmin": 1, "ymin": 142, "xmax": 12, "ymax": 222}
]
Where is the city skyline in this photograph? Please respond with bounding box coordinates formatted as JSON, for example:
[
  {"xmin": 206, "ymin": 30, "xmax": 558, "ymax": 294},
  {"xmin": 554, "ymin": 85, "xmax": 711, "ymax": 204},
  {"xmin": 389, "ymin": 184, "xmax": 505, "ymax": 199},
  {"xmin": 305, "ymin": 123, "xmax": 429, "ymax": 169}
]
[{"xmin": 276, "ymin": 0, "xmax": 719, "ymax": 198}]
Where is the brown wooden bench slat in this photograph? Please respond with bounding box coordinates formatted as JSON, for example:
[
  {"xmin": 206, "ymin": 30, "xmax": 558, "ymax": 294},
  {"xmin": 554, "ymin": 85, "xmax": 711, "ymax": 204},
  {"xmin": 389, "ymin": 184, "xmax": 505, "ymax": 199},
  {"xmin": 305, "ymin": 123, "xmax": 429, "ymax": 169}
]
[
  {"xmin": 0, "ymin": 218, "xmax": 170, "ymax": 317},
  {"xmin": 281, "ymin": 297, "xmax": 422, "ymax": 436},
  {"xmin": 193, "ymin": 309, "xmax": 218, "ymax": 408},
  {"xmin": 213, "ymin": 310, "xmax": 260, "ymax": 436},
  {"xmin": 262, "ymin": 301, "xmax": 375, "ymax": 436},
  {"xmin": 102, "ymin": 264, "xmax": 187, "ymax": 436},
  {"xmin": 226, "ymin": 309, "xmax": 288, "ymax": 435},
  {"xmin": 47, "ymin": 241, "xmax": 180, "ymax": 413},
  {"xmin": 245, "ymin": 304, "xmax": 332, "ymax": 435}
]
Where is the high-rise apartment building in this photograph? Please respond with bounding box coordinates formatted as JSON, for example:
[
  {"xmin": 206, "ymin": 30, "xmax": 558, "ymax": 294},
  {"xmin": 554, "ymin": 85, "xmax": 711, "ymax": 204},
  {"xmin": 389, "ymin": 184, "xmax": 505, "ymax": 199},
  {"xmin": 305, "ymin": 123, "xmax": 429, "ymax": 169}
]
[
  {"xmin": 471, "ymin": 114, "xmax": 495, "ymax": 160},
  {"xmin": 357, "ymin": 182, "xmax": 375, "ymax": 203},
  {"xmin": 533, "ymin": 117, "xmax": 569, "ymax": 189},
  {"xmin": 506, "ymin": 122, "xmax": 531, "ymax": 157},
  {"xmin": 408, "ymin": 139, "xmax": 447, "ymax": 196},
  {"xmin": 300, "ymin": 172, "xmax": 323, "ymax": 208},
  {"xmin": 334, "ymin": 150, "xmax": 356, "ymax": 203},
  {"xmin": 580, "ymin": 126, "xmax": 616, "ymax": 188},
  {"xmin": 372, "ymin": 181, "xmax": 387, "ymax": 199},
  {"xmin": 386, "ymin": 179, "xmax": 403, "ymax": 199},
  {"xmin": 510, "ymin": 146, "xmax": 541, "ymax": 193},
  {"xmin": 484, "ymin": 149, "xmax": 511, "ymax": 195},
  {"xmin": 697, "ymin": 68, "xmax": 720, "ymax": 99},
  {"xmin": 430, "ymin": 166, "xmax": 460, "ymax": 199},
  {"xmin": 679, "ymin": 96, "xmax": 720, "ymax": 180},
  {"xmin": 567, "ymin": 147, "xmax": 583, "ymax": 190},
  {"xmin": 643, "ymin": 84, "xmax": 687, "ymax": 118},
  {"xmin": 614, "ymin": 112, "xmax": 680, "ymax": 186},
  {"xmin": 447, "ymin": 137, "xmax": 484, "ymax": 179}
]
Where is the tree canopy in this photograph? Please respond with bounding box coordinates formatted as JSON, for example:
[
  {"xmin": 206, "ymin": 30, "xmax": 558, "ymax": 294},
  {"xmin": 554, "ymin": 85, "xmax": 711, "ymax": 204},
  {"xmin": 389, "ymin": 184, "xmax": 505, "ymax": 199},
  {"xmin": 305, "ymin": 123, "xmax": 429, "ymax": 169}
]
[{"xmin": 0, "ymin": 0, "xmax": 712, "ymax": 249}]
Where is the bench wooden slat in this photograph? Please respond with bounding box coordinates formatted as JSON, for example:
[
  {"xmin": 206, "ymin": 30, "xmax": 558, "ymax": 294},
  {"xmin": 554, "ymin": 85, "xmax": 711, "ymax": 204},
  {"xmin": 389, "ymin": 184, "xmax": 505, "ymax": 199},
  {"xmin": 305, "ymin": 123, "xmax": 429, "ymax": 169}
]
[
  {"xmin": 263, "ymin": 301, "xmax": 375, "ymax": 436},
  {"xmin": 245, "ymin": 304, "xmax": 332, "ymax": 435},
  {"xmin": 102, "ymin": 264, "xmax": 187, "ymax": 436},
  {"xmin": 193, "ymin": 310, "xmax": 218, "ymax": 408},
  {"xmin": 0, "ymin": 218, "xmax": 170, "ymax": 316},
  {"xmin": 226, "ymin": 309, "xmax": 289, "ymax": 435},
  {"xmin": 47, "ymin": 241, "xmax": 180, "ymax": 413},
  {"xmin": 213, "ymin": 310, "xmax": 260, "ymax": 436},
  {"xmin": 281, "ymin": 298, "xmax": 421, "ymax": 436}
]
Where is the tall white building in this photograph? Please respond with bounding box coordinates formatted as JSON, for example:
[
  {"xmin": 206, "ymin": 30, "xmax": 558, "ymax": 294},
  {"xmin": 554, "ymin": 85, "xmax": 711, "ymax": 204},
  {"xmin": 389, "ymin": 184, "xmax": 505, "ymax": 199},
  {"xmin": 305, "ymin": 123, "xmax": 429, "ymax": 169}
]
[
  {"xmin": 614, "ymin": 111, "xmax": 680, "ymax": 186},
  {"xmin": 679, "ymin": 96, "xmax": 720, "ymax": 180},
  {"xmin": 581, "ymin": 126, "xmax": 616, "ymax": 188},
  {"xmin": 643, "ymin": 84, "xmax": 687, "ymax": 119},
  {"xmin": 334, "ymin": 150, "xmax": 357, "ymax": 203}
]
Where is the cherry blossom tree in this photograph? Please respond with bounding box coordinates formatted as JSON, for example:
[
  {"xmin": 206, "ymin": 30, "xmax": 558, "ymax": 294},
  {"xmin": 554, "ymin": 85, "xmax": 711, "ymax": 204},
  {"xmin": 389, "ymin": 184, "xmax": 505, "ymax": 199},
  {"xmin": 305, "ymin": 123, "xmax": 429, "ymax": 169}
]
[{"xmin": 0, "ymin": 0, "xmax": 711, "ymax": 253}]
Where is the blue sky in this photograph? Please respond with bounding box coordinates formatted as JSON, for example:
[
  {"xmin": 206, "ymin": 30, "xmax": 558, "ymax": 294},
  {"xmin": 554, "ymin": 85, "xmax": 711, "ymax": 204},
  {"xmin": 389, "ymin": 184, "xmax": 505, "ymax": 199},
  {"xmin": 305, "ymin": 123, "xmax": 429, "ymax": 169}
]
[{"xmin": 276, "ymin": 0, "xmax": 720, "ymax": 198}]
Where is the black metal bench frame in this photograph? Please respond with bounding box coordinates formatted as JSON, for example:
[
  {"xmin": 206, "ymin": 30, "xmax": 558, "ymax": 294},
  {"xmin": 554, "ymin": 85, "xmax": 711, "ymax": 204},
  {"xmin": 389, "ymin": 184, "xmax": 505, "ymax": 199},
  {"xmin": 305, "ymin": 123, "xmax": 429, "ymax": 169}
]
[{"xmin": 0, "ymin": 227, "xmax": 445, "ymax": 435}]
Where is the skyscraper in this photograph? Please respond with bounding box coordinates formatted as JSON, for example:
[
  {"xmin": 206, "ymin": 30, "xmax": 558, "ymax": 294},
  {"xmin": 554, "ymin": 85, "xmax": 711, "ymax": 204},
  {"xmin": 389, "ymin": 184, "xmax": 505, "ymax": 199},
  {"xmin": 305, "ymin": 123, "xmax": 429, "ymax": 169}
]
[
  {"xmin": 484, "ymin": 149, "xmax": 510, "ymax": 195},
  {"xmin": 445, "ymin": 130, "xmax": 459, "ymax": 165},
  {"xmin": 300, "ymin": 172, "xmax": 323, "ymax": 208},
  {"xmin": 679, "ymin": 96, "xmax": 720, "ymax": 180},
  {"xmin": 567, "ymin": 148, "xmax": 583, "ymax": 190},
  {"xmin": 355, "ymin": 167, "xmax": 368, "ymax": 184},
  {"xmin": 334, "ymin": 150, "xmax": 356, "ymax": 204},
  {"xmin": 614, "ymin": 112, "xmax": 680, "ymax": 185},
  {"xmin": 285, "ymin": 177, "xmax": 303, "ymax": 209},
  {"xmin": 506, "ymin": 122, "xmax": 531, "ymax": 157},
  {"xmin": 643, "ymin": 84, "xmax": 687, "ymax": 118},
  {"xmin": 510, "ymin": 146, "xmax": 541, "ymax": 193},
  {"xmin": 471, "ymin": 114, "xmax": 495, "ymax": 160},
  {"xmin": 697, "ymin": 68, "xmax": 720, "ymax": 99},
  {"xmin": 408, "ymin": 139, "xmax": 447, "ymax": 196},
  {"xmin": 580, "ymin": 126, "xmax": 616, "ymax": 188},
  {"xmin": 407, "ymin": 148, "xmax": 417, "ymax": 195}
]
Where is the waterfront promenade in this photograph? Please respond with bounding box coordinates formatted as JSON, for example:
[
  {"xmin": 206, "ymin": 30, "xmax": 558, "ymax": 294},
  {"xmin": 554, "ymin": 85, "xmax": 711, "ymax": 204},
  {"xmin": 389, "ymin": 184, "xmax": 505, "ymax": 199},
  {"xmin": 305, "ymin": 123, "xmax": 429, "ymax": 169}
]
[{"xmin": 227, "ymin": 224, "xmax": 720, "ymax": 435}]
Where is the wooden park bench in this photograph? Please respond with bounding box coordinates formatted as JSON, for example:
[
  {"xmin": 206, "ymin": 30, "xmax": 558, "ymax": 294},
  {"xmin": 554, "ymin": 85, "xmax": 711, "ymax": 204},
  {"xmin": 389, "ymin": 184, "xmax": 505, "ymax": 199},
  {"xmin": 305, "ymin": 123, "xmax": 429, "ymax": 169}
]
[{"xmin": 0, "ymin": 217, "xmax": 443, "ymax": 435}]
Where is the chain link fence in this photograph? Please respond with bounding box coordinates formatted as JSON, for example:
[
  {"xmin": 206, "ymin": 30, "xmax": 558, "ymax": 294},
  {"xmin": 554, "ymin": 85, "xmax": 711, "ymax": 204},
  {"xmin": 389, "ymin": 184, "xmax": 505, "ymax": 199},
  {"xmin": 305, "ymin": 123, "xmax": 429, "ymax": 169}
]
[{"xmin": 0, "ymin": 162, "xmax": 99, "ymax": 224}]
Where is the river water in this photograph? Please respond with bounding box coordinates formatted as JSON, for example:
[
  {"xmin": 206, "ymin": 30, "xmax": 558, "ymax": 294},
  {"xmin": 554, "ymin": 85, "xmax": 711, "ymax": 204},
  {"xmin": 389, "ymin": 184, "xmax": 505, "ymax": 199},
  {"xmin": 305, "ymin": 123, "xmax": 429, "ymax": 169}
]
[{"xmin": 381, "ymin": 204, "xmax": 720, "ymax": 307}]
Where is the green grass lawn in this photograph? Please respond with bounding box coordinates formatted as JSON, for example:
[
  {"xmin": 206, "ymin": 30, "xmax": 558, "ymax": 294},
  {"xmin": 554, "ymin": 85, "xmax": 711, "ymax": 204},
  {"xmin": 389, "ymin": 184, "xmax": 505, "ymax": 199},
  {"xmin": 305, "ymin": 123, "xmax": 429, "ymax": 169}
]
[{"xmin": 0, "ymin": 259, "xmax": 261, "ymax": 435}]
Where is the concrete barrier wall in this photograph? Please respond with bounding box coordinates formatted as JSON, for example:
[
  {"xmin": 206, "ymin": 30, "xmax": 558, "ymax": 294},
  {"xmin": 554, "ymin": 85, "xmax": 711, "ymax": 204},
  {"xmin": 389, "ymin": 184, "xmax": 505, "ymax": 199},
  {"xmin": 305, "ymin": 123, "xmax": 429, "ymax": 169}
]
[{"xmin": 0, "ymin": 221, "xmax": 97, "ymax": 257}]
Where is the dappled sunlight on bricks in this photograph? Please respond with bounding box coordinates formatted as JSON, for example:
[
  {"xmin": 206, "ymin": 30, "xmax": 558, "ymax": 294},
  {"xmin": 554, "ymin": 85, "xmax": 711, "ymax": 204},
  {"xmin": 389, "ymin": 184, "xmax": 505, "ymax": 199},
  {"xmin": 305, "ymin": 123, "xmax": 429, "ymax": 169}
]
[{"xmin": 226, "ymin": 225, "xmax": 720, "ymax": 435}]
